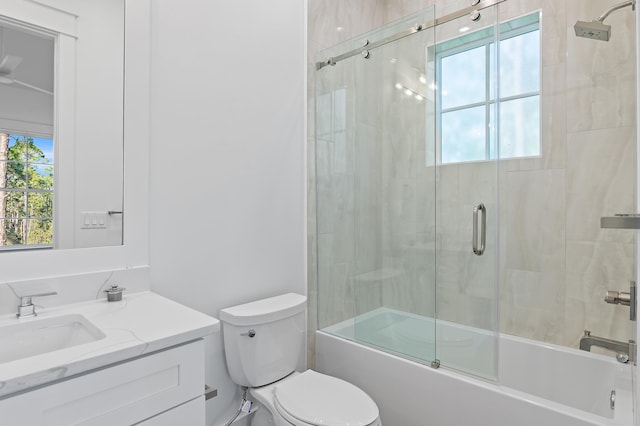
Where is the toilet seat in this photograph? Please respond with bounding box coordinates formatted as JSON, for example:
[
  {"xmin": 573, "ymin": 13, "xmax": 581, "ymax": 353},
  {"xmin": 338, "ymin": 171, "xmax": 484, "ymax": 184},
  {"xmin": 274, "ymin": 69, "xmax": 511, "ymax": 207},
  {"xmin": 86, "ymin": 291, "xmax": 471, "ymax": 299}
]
[
  {"xmin": 274, "ymin": 398, "xmax": 319, "ymax": 426},
  {"xmin": 273, "ymin": 370, "xmax": 379, "ymax": 426}
]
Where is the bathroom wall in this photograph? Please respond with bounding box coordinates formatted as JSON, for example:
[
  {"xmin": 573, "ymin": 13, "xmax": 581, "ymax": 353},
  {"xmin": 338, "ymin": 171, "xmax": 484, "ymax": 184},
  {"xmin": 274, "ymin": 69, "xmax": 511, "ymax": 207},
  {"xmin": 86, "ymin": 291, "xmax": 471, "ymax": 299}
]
[
  {"xmin": 310, "ymin": 0, "xmax": 636, "ymax": 364},
  {"xmin": 148, "ymin": 1, "xmax": 306, "ymax": 425},
  {"xmin": 500, "ymin": 0, "xmax": 635, "ymax": 348}
]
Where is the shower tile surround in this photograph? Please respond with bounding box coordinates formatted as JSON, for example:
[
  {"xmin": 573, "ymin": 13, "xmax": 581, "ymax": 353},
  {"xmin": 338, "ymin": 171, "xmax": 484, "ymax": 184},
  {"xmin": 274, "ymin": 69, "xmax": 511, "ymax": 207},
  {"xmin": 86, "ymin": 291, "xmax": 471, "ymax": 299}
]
[{"xmin": 308, "ymin": 0, "xmax": 636, "ymax": 368}]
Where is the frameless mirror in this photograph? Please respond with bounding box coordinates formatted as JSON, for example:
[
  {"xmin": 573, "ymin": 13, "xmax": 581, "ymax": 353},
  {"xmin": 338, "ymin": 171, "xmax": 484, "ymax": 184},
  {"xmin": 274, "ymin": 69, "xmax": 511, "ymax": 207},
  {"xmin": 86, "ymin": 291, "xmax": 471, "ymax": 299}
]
[{"xmin": 0, "ymin": 0, "xmax": 124, "ymax": 250}]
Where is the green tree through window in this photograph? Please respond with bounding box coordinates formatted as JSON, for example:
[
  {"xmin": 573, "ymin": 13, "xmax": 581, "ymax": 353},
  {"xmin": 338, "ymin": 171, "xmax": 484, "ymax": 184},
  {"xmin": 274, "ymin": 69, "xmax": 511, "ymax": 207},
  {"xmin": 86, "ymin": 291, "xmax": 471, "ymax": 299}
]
[{"xmin": 0, "ymin": 133, "xmax": 54, "ymax": 249}]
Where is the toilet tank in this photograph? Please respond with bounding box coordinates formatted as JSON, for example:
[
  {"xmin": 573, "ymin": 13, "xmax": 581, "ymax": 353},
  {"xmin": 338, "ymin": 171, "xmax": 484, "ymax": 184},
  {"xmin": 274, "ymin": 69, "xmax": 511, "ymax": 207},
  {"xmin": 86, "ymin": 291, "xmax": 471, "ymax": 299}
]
[{"xmin": 219, "ymin": 293, "xmax": 307, "ymax": 387}]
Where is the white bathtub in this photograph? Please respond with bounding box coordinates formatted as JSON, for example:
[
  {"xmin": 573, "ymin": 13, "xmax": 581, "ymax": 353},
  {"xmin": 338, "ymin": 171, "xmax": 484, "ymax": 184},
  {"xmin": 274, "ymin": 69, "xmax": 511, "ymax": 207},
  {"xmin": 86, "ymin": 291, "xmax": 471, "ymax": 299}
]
[{"xmin": 317, "ymin": 308, "xmax": 633, "ymax": 426}]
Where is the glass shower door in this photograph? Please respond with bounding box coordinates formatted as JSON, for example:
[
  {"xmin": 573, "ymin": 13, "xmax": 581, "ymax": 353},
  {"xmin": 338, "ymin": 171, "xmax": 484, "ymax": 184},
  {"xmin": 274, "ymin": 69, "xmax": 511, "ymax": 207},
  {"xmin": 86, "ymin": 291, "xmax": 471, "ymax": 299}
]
[
  {"xmin": 315, "ymin": 2, "xmax": 501, "ymax": 379},
  {"xmin": 315, "ymin": 8, "xmax": 440, "ymax": 366},
  {"xmin": 350, "ymin": 9, "xmax": 438, "ymax": 366},
  {"xmin": 432, "ymin": 1, "xmax": 500, "ymax": 380}
]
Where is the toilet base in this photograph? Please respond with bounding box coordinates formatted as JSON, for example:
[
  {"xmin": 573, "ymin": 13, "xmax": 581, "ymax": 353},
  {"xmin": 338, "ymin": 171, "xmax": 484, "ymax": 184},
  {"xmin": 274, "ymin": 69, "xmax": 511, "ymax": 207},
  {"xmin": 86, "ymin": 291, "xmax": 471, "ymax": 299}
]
[{"xmin": 250, "ymin": 407, "xmax": 279, "ymax": 426}]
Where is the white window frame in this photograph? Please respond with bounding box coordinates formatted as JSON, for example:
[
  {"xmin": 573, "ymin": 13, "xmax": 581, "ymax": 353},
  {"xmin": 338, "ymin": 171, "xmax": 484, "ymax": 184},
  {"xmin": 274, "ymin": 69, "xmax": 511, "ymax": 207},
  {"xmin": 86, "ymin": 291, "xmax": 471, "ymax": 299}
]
[{"xmin": 436, "ymin": 13, "xmax": 541, "ymax": 165}]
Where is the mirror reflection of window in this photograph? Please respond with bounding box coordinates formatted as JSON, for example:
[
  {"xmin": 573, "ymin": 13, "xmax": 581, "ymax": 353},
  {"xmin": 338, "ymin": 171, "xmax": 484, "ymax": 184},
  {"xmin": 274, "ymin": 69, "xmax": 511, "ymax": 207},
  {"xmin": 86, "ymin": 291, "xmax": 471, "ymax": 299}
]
[
  {"xmin": 0, "ymin": 22, "xmax": 54, "ymax": 250},
  {"xmin": 0, "ymin": 133, "xmax": 54, "ymax": 249}
]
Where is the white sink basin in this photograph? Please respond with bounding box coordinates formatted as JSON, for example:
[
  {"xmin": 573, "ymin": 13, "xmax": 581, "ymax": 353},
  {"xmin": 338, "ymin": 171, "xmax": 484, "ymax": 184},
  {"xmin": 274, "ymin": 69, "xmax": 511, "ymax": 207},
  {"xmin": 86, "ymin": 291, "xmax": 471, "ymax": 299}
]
[{"xmin": 0, "ymin": 314, "xmax": 106, "ymax": 363}]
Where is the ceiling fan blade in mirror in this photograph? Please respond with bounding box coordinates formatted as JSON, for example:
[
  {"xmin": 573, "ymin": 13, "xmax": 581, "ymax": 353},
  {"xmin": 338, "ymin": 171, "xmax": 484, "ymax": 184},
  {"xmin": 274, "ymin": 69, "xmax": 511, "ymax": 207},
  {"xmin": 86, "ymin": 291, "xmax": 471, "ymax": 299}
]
[{"xmin": 0, "ymin": 55, "xmax": 22, "ymax": 74}]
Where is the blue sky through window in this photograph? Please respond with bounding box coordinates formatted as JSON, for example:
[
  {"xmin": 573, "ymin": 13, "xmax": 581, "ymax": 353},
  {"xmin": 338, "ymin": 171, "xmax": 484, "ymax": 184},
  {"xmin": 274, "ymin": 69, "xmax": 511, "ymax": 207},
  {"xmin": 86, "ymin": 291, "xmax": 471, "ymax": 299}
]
[
  {"xmin": 437, "ymin": 12, "xmax": 540, "ymax": 164},
  {"xmin": 30, "ymin": 137, "xmax": 54, "ymax": 164}
]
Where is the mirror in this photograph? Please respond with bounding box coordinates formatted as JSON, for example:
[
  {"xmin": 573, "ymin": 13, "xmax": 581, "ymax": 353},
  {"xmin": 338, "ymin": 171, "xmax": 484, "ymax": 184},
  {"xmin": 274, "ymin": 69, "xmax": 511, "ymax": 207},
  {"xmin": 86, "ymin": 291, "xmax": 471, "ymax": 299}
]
[{"xmin": 0, "ymin": 0, "xmax": 125, "ymax": 250}]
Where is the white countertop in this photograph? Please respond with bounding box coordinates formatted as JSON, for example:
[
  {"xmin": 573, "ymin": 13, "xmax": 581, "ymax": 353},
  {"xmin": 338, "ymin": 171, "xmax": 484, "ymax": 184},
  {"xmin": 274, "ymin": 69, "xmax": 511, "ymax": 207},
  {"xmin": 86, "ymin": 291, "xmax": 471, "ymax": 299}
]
[{"xmin": 0, "ymin": 291, "xmax": 219, "ymax": 398}]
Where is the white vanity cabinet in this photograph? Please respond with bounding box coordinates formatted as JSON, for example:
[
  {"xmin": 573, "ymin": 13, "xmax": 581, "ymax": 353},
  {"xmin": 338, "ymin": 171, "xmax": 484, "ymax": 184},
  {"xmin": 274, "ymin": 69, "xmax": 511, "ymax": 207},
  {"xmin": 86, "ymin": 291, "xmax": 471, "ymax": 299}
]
[
  {"xmin": 0, "ymin": 340, "xmax": 205, "ymax": 425},
  {"xmin": 138, "ymin": 398, "xmax": 204, "ymax": 425}
]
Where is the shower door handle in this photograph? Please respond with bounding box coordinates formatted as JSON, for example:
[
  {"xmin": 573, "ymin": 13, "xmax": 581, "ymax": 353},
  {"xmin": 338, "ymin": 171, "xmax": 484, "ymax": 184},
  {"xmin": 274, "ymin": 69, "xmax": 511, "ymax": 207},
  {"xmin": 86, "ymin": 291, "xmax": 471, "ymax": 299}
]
[{"xmin": 472, "ymin": 203, "xmax": 486, "ymax": 256}]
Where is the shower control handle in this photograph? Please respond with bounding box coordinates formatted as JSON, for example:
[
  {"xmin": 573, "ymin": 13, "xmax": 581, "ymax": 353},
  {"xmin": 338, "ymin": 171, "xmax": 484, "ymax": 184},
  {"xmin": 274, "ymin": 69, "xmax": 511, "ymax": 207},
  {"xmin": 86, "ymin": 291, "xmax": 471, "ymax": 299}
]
[
  {"xmin": 472, "ymin": 203, "xmax": 486, "ymax": 256},
  {"xmin": 604, "ymin": 281, "xmax": 636, "ymax": 321},
  {"xmin": 604, "ymin": 291, "xmax": 630, "ymax": 306}
]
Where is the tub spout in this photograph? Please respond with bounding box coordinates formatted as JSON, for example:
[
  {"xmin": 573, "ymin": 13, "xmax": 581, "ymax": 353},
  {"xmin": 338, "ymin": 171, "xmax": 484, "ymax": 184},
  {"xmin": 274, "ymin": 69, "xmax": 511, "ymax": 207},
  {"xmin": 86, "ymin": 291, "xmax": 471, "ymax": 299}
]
[{"xmin": 579, "ymin": 330, "xmax": 636, "ymax": 362}]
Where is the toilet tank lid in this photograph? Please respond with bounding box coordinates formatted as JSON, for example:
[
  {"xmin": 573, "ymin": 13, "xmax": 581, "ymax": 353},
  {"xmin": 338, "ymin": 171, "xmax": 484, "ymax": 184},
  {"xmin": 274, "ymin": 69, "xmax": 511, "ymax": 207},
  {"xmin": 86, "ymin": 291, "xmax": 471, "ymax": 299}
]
[{"xmin": 219, "ymin": 293, "xmax": 307, "ymax": 326}]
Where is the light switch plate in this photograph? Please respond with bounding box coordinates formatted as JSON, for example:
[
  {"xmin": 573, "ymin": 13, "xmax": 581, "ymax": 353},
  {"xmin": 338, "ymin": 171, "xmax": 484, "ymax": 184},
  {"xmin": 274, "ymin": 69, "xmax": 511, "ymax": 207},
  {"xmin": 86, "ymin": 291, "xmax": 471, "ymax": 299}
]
[{"xmin": 81, "ymin": 211, "xmax": 108, "ymax": 229}]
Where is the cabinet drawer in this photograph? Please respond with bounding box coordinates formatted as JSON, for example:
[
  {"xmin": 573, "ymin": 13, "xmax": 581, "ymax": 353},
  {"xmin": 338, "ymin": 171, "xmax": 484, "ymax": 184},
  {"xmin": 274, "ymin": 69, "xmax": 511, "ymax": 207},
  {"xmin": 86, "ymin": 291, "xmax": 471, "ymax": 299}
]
[{"xmin": 0, "ymin": 340, "xmax": 204, "ymax": 426}]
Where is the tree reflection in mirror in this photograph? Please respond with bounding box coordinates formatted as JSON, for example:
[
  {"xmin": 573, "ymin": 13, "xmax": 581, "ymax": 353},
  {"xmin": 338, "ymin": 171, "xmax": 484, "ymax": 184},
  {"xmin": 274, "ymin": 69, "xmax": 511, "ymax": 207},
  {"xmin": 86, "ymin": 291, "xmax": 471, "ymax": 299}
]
[{"xmin": 0, "ymin": 132, "xmax": 53, "ymax": 249}]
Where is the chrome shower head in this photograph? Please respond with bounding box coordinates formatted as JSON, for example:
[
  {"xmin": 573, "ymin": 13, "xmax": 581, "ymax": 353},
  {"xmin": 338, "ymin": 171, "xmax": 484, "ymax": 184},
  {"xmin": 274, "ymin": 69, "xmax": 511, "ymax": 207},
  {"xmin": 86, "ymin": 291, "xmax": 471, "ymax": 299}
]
[
  {"xmin": 574, "ymin": 0, "xmax": 635, "ymax": 41},
  {"xmin": 574, "ymin": 20, "xmax": 611, "ymax": 41}
]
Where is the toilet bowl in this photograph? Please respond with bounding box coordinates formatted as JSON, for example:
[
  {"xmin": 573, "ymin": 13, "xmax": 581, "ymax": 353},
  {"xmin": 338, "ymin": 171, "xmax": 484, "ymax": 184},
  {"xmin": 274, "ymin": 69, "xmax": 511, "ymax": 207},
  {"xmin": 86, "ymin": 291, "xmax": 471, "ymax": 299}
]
[
  {"xmin": 250, "ymin": 370, "xmax": 381, "ymax": 426},
  {"xmin": 220, "ymin": 293, "xmax": 382, "ymax": 426}
]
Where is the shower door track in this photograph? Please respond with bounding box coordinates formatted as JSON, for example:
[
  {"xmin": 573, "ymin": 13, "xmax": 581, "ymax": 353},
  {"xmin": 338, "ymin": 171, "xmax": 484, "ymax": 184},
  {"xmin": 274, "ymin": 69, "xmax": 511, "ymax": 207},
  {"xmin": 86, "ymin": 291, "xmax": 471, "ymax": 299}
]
[{"xmin": 316, "ymin": 0, "xmax": 506, "ymax": 71}]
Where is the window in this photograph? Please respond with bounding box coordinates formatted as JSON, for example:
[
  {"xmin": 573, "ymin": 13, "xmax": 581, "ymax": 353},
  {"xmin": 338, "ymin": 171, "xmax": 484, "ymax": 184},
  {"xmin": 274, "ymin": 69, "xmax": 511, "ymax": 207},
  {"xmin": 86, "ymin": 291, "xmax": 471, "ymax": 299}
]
[
  {"xmin": 437, "ymin": 12, "xmax": 540, "ymax": 164},
  {"xmin": 0, "ymin": 133, "xmax": 54, "ymax": 249}
]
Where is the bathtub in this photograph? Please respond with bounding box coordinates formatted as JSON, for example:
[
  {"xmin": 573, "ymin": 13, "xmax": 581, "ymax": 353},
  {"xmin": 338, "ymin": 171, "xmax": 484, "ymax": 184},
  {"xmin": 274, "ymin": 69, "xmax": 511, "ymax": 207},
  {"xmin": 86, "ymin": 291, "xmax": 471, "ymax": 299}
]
[{"xmin": 317, "ymin": 308, "xmax": 633, "ymax": 426}]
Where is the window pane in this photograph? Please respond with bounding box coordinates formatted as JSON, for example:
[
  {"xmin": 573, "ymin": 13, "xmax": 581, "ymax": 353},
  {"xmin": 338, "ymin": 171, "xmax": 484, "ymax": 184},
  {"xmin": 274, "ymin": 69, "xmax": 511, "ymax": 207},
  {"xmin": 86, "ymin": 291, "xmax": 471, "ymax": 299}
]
[
  {"xmin": 489, "ymin": 103, "xmax": 497, "ymax": 159},
  {"xmin": 0, "ymin": 134, "xmax": 54, "ymax": 248},
  {"xmin": 500, "ymin": 30, "xmax": 540, "ymax": 98},
  {"xmin": 0, "ymin": 190, "xmax": 26, "ymax": 218},
  {"xmin": 7, "ymin": 135, "xmax": 18, "ymax": 150},
  {"xmin": 0, "ymin": 161, "xmax": 9, "ymax": 187},
  {"xmin": 441, "ymin": 106, "xmax": 486, "ymax": 163},
  {"xmin": 7, "ymin": 135, "xmax": 28, "ymax": 162},
  {"xmin": 28, "ymin": 192, "xmax": 53, "ymax": 218},
  {"xmin": 30, "ymin": 137, "xmax": 54, "ymax": 165},
  {"xmin": 0, "ymin": 219, "xmax": 25, "ymax": 246},
  {"xmin": 0, "ymin": 135, "xmax": 7, "ymax": 161},
  {"xmin": 28, "ymin": 164, "xmax": 54, "ymax": 190},
  {"xmin": 441, "ymin": 45, "xmax": 486, "ymax": 109},
  {"xmin": 499, "ymin": 96, "xmax": 540, "ymax": 158},
  {"xmin": 489, "ymin": 43, "xmax": 496, "ymax": 101},
  {"xmin": 3, "ymin": 161, "xmax": 27, "ymax": 189},
  {"xmin": 27, "ymin": 219, "xmax": 53, "ymax": 245}
]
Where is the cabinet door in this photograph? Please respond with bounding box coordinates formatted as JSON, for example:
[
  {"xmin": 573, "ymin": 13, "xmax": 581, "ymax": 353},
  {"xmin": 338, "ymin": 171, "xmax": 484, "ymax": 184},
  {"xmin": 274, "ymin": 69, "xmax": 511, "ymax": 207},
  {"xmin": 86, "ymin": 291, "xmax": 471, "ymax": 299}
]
[
  {"xmin": 138, "ymin": 397, "xmax": 204, "ymax": 425},
  {"xmin": 0, "ymin": 340, "xmax": 204, "ymax": 425}
]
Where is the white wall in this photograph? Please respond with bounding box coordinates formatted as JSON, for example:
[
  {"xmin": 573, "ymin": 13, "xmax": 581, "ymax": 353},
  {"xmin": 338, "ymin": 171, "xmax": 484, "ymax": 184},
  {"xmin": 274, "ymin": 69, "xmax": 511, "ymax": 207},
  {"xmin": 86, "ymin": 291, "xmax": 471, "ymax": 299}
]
[{"xmin": 148, "ymin": 1, "xmax": 306, "ymax": 424}]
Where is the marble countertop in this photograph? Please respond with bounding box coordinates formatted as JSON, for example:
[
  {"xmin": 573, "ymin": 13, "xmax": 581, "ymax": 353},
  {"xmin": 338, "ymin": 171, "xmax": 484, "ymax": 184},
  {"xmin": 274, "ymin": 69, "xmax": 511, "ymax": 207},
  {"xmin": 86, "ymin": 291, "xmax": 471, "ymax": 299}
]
[{"xmin": 0, "ymin": 291, "xmax": 219, "ymax": 398}]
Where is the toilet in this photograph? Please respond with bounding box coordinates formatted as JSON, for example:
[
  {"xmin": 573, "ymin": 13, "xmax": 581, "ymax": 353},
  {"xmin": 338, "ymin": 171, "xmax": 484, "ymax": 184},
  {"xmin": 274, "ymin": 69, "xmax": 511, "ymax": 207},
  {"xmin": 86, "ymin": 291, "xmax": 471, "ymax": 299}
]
[{"xmin": 220, "ymin": 293, "xmax": 382, "ymax": 426}]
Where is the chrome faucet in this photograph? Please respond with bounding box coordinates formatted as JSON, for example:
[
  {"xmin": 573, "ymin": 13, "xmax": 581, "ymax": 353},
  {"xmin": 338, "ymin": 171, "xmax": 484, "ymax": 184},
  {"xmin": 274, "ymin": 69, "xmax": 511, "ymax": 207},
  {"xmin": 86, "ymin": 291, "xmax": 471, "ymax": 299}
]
[
  {"xmin": 16, "ymin": 291, "xmax": 57, "ymax": 319},
  {"xmin": 580, "ymin": 330, "xmax": 636, "ymax": 363}
]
